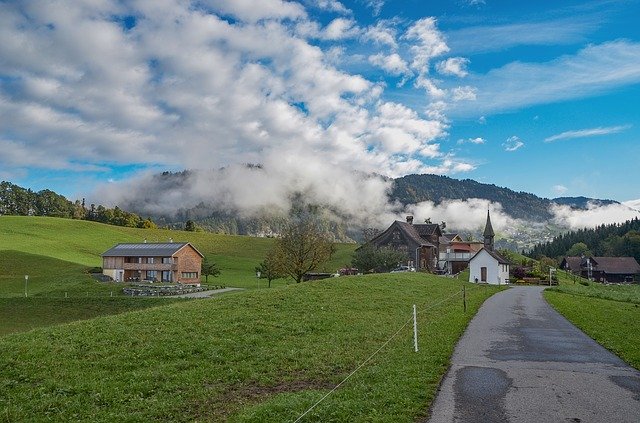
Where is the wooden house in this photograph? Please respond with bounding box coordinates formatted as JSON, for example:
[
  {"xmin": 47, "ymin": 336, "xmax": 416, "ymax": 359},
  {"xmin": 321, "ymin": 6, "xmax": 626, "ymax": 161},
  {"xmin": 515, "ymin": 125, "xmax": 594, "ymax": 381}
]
[
  {"xmin": 366, "ymin": 216, "xmax": 441, "ymax": 271},
  {"xmin": 101, "ymin": 242, "xmax": 204, "ymax": 284},
  {"xmin": 560, "ymin": 256, "xmax": 640, "ymax": 283}
]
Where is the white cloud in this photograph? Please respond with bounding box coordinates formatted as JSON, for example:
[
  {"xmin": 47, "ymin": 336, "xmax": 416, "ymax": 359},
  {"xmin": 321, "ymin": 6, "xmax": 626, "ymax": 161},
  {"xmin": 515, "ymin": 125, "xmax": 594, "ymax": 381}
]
[
  {"xmin": 544, "ymin": 124, "xmax": 632, "ymax": 142},
  {"xmin": 404, "ymin": 17, "xmax": 449, "ymax": 75},
  {"xmin": 447, "ymin": 17, "xmax": 597, "ymax": 54},
  {"xmin": 452, "ymin": 86, "xmax": 477, "ymax": 101},
  {"xmin": 450, "ymin": 40, "xmax": 640, "ymax": 117},
  {"xmin": 436, "ymin": 57, "xmax": 469, "ymax": 77},
  {"xmin": 503, "ymin": 136, "xmax": 524, "ymax": 152},
  {"xmin": 478, "ymin": 116, "xmax": 486, "ymax": 124},
  {"xmin": 314, "ymin": 0, "xmax": 350, "ymax": 14},
  {"xmin": 368, "ymin": 53, "xmax": 410, "ymax": 76},
  {"xmin": 365, "ymin": 0, "xmax": 385, "ymax": 16},
  {"xmin": 458, "ymin": 137, "xmax": 485, "ymax": 145},
  {"xmin": 322, "ymin": 17, "xmax": 360, "ymax": 40},
  {"xmin": 363, "ymin": 21, "xmax": 398, "ymax": 48},
  {"xmin": 205, "ymin": 0, "xmax": 307, "ymax": 23},
  {"xmin": 552, "ymin": 185, "xmax": 568, "ymax": 195},
  {"xmin": 550, "ymin": 202, "xmax": 640, "ymax": 230}
]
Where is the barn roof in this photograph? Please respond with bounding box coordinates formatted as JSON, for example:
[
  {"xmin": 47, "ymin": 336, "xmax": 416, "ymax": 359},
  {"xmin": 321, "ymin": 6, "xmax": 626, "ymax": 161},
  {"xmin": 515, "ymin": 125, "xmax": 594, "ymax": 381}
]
[
  {"xmin": 101, "ymin": 242, "xmax": 204, "ymax": 258},
  {"xmin": 563, "ymin": 256, "xmax": 640, "ymax": 275}
]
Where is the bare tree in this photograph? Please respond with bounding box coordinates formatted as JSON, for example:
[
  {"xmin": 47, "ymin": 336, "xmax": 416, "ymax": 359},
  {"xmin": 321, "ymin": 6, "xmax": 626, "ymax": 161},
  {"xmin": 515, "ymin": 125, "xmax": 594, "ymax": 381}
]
[{"xmin": 273, "ymin": 217, "xmax": 335, "ymax": 283}]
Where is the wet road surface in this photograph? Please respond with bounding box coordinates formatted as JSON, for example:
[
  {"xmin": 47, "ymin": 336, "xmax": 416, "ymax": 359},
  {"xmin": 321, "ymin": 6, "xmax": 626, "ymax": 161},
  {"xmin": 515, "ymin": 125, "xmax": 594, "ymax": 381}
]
[{"xmin": 427, "ymin": 286, "xmax": 640, "ymax": 422}]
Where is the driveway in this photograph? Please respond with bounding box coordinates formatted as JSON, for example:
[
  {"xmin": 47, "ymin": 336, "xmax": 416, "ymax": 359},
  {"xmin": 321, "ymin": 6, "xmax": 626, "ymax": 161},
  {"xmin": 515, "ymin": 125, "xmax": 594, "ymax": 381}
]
[
  {"xmin": 170, "ymin": 287, "xmax": 244, "ymax": 298},
  {"xmin": 427, "ymin": 286, "xmax": 640, "ymax": 422}
]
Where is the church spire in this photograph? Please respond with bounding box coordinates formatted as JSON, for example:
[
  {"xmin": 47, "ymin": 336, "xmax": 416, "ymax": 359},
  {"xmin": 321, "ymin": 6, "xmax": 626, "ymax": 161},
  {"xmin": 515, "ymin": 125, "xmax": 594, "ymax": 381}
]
[{"xmin": 483, "ymin": 209, "xmax": 495, "ymax": 251}]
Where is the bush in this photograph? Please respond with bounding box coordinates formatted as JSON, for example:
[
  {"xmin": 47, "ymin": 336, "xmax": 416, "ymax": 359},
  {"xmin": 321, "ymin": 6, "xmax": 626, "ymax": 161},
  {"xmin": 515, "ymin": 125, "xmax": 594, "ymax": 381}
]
[{"xmin": 87, "ymin": 267, "xmax": 103, "ymax": 273}]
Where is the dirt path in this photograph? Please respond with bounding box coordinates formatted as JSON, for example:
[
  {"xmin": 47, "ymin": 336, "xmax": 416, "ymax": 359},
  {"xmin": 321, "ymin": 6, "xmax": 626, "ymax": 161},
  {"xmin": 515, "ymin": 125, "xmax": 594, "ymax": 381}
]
[{"xmin": 427, "ymin": 286, "xmax": 640, "ymax": 422}]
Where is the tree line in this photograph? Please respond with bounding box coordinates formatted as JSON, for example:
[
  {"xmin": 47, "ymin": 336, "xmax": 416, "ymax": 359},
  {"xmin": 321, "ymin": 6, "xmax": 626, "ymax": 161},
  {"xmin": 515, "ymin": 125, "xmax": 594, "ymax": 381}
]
[
  {"xmin": 528, "ymin": 217, "xmax": 640, "ymax": 263},
  {"xmin": 0, "ymin": 181, "xmax": 156, "ymax": 229}
]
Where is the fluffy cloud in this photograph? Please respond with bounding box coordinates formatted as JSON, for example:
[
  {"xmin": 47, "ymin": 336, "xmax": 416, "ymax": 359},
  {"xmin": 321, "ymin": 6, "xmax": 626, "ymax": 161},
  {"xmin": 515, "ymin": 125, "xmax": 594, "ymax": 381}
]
[
  {"xmin": 368, "ymin": 53, "xmax": 410, "ymax": 76},
  {"xmin": 436, "ymin": 57, "xmax": 470, "ymax": 77},
  {"xmin": 458, "ymin": 137, "xmax": 485, "ymax": 145},
  {"xmin": 550, "ymin": 203, "xmax": 640, "ymax": 229},
  {"xmin": 503, "ymin": 136, "xmax": 524, "ymax": 152},
  {"xmin": 404, "ymin": 17, "xmax": 450, "ymax": 75}
]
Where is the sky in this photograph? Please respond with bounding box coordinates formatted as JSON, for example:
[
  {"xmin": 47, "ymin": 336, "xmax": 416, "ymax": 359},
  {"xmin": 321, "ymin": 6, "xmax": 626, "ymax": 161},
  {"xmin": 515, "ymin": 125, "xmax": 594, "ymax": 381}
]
[{"xmin": 1, "ymin": 0, "xmax": 639, "ymax": 206}]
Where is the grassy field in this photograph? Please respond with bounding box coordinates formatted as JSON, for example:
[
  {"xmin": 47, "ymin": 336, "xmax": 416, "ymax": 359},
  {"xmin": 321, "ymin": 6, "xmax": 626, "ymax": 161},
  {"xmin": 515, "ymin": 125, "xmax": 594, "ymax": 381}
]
[
  {"xmin": 0, "ymin": 273, "xmax": 500, "ymax": 422},
  {"xmin": 544, "ymin": 271, "xmax": 640, "ymax": 369},
  {"xmin": 0, "ymin": 297, "xmax": 186, "ymax": 336},
  {"xmin": 0, "ymin": 215, "xmax": 358, "ymax": 294}
]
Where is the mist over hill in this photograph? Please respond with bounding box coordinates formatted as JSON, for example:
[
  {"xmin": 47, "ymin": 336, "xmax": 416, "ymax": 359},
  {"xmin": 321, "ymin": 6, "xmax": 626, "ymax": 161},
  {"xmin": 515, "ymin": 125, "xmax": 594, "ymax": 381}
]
[{"xmin": 91, "ymin": 168, "xmax": 639, "ymax": 249}]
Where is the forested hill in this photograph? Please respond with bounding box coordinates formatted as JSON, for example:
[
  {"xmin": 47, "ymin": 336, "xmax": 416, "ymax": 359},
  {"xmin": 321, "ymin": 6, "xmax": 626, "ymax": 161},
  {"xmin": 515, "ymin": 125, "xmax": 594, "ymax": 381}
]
[
  {"xmin": 391, "ymin": 174, "xmax": 555, "ymax": 221},
  {"xmin": 0, "ymin": 181, "xmax": 156, "ymax": 228},
  {"xmin": 529, "ymin": 217, "xmax": 640, "ymax": 262}
]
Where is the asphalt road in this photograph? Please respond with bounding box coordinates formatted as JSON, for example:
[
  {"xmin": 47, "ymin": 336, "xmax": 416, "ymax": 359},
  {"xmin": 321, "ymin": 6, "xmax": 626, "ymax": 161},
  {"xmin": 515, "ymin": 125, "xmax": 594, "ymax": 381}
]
[{"xmin": 427, "ymin": 286, "xmax": 640, "ymax": 423}]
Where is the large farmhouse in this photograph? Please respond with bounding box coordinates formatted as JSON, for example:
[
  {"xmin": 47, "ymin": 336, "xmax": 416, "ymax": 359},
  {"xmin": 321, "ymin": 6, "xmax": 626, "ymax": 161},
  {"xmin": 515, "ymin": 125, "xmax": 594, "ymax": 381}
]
[
  {"xmin": 367, "ymin": 216, "xmax": 442, "ymax": 271},
  {"xmin": 101, "ymin": 242, "xmax": 204, "ymax": 284},
  {"xmin": 560, "ymin": 256, "xmax": 640, "ymax": 283},
  {"xmin": 468, "ymin": 211, "xmax": 510, "ymax": 285}
]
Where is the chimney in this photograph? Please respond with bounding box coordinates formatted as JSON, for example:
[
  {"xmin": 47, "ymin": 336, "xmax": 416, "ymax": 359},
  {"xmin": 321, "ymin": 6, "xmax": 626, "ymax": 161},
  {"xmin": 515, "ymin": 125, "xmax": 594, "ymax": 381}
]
[{"xmin": 406, "ymin": 216, "xmax": 414, "ymax": 225}]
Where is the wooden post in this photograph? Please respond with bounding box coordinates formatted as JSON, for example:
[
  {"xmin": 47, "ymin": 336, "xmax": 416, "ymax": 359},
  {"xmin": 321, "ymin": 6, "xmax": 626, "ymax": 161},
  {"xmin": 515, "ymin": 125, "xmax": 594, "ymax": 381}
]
[
  {"xmin": 463, "ymin": 286, "xmax": 467, "ymax": 313},
  {"xmin": 413, "ymin": 305, "xmax": 418, "ymax": 353}
]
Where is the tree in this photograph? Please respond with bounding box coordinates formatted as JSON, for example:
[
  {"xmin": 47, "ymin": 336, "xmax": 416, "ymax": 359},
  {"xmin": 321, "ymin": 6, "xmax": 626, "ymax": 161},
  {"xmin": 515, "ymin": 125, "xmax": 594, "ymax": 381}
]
[
  {"xmin": 566, "ymin": 242, "xmax": 592, "ymax": 257},
  {"xmin": 185, "ymin": 219, "xmax": 198, "ymax": 231},
  {"xmin": 255, "ymin": 250, "xmax": 284, "ymax": 288},
  {"xmin": 201, "ymin": 257, "xmax": 221, "ymax": 283},
  {"xmin": 352, "ymin": 244, "xmax": 406, "ymax": 273},
  {"xmin": 272, "ymin": 217, "xmax": 335, "ymax": 283}
]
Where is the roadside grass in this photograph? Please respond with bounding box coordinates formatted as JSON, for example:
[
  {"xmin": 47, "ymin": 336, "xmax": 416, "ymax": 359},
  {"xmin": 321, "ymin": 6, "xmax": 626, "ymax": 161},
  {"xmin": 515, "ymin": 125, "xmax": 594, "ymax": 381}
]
[
  {"xmin": 544, "ymin": 271, "xmax": 640, "ymax": 369},
  {"xmin": 0, "ymin": 297, "xmax": 186, "ymax": 336},
  {"xmin": 0, "ymin": 273, "xmax": 501, "ymax": 422}
]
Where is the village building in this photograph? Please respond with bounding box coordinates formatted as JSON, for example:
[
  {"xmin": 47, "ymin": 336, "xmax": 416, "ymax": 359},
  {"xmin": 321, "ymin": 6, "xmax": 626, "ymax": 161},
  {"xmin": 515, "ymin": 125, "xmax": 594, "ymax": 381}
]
[
  {"xmin": 101, "ymin": 242, "xmax": 204, "ymax": 284},
  {"xmin": 438, "ymin": 233, "xmax": 484, "ymax": 275},
  {"xmin": 560, "ymin": 256, "xmax": 640, "ymax": 283},
  {"xmin": 367, "ymin": 216, "xmax": 442, "ymax": 271},
  {"xmin": 469, "ymin": 211, "xmax": 510, "ymax": 285}
]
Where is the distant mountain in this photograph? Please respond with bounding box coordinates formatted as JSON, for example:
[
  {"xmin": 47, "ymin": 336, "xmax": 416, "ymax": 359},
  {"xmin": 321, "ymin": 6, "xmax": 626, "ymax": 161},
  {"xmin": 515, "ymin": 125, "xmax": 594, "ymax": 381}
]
[
  {"xmin": 390, "ymin": 174, "xmax": 555, "ymax": 221},
  {"xmin": 552, "ymin": 196, "xmax": 619, "ymax": 209}
]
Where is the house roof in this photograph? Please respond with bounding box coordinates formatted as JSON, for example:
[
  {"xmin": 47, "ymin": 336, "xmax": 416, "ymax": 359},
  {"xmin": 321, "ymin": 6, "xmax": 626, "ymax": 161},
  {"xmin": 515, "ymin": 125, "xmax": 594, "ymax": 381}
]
[
  {"xmin": 563, "ymin": 256, "xmax": 640, "ymax": 275},
  {"xmin": 368, "ymin": 221, "xmax": 437, "ymax": 248},
  {"xmin": 101, "ymin": 242, "xmax": 204, "ymax": 258},
  {"xmin": 470, "ymin": 247, "xmax": 510, "ymax": 265}
]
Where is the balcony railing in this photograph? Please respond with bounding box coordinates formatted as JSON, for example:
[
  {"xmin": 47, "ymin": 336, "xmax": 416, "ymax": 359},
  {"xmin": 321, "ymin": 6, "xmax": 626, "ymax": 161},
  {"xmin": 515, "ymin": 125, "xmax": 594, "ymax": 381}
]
[
  {"xmin": 439, "ymin": 252, "xmax": 471, "ymax": 261},
  {"xmin": 122, "ymin": 263, "xmax": 177, "ymax": 271}
]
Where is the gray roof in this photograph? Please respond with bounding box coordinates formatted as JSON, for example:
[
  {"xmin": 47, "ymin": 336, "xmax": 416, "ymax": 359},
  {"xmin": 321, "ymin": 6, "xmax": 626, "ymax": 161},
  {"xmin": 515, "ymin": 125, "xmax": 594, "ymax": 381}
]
[
  {"xmin": 562, "ymin": 256, "xmax": 640, "ymax": 275},
  {"xmin": 483, "ymin": 210, "xmax": 495, "ymax": 238},
  {"xmin": 470, "ymin": 247, "xmax": 510, "ymax": 265},
  {"xmin": 101, "ymin": 242, "xmax": 203, "ymax": 258}
]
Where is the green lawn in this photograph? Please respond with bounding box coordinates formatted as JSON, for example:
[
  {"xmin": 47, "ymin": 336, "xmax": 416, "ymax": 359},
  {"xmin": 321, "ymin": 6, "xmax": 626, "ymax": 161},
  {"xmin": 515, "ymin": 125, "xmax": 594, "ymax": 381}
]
[
  {"xmin": 544, "ymin": 271, "xmax": 640, "ymax": 369},
  {"xmin": 0, "ymin": 273, "xmax": 500, "ymax": 422},
  {"xmin": 0, "ymin": 215, "xmax": 357, "ymax": 292}
]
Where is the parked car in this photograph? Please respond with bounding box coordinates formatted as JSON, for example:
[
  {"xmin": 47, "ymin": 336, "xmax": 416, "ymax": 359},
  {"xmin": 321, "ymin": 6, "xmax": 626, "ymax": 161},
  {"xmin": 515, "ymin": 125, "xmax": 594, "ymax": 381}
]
[{"xmin": 390, "ymin": 266, "xmax": 415, "ymax": 273}]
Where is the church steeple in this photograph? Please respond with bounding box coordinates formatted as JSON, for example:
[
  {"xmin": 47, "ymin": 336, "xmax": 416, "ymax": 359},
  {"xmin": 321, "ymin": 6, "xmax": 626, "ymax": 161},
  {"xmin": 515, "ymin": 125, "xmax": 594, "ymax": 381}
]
[{"xmin": 483, "ymin": 209, "xmax": 495, "ymax": 251}]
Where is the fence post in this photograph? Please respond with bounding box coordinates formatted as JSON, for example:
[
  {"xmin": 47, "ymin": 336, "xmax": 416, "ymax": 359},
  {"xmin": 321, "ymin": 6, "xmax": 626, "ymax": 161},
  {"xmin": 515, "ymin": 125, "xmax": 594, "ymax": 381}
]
[
  {"xmin": 413, "ymin": 304, "xmax": 418, "ymax": 353},
  {"xmin": 463, "ymin": 286, "xmax": 467, "ymax": 313}
]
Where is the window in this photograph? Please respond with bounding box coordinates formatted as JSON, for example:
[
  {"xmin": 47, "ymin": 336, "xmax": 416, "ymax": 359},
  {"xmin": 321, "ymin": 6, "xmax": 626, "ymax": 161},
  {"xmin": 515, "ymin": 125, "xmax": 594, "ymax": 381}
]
[
  {"xmin": 162, "ymin": 257, "xmax": 173, "ymax": 264},
  {"xmin": 147, "ymin": 257, "xmax": 154, "ymax": 264},
  {"xmin": 181, "ymin": 272, "xmax": 198, "ymax": 279},
  {"xmin": 146, "ymin": 270, "xmax": 157, "ymax": 281},
  {"xmin": 161, "ymin": 271, "xmax": 172, "ymax": 282}
]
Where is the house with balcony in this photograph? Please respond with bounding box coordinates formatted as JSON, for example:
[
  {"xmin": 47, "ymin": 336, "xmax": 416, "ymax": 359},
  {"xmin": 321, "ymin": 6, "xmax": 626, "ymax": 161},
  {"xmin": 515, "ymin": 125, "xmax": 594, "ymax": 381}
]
[
  {"xmin": 101, "ymin": 242, "xmax": 204, "ymax": 284},
  {"xmin": 438, "ymin": 233, "xmax": 484, "ymax": 275},
  {"xmin": 560, "ymin": 256, "xmax": 640, "ymax": 283}
]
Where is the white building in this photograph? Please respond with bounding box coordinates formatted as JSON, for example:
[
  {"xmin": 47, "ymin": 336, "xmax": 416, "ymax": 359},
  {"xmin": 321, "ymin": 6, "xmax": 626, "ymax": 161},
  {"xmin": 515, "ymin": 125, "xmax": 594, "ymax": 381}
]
[{"xmin": 469, "ymin": 211, "xmax": 510, "ymax": 285}]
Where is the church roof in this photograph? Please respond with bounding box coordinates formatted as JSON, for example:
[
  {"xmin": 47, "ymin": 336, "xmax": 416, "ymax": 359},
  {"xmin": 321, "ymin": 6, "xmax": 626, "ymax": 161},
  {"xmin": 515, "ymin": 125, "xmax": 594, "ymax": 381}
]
[{"xmin": 483, "ymin": 210, "xmax": 495, "ymax": 238}]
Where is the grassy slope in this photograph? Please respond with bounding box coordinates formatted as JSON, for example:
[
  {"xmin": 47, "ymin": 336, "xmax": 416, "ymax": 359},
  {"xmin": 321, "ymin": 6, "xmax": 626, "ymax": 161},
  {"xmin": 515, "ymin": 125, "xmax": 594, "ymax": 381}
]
[
  {"xmin": 0, "ymin": 273, "xmax": 500, "ymax": 422},
  {"xmin": 544, "ymin": 271, "xmax": 640, "ymax": 369},
  {"xmin": 0, "ymin": 215, "xmax": 357, "ymax": 293}
]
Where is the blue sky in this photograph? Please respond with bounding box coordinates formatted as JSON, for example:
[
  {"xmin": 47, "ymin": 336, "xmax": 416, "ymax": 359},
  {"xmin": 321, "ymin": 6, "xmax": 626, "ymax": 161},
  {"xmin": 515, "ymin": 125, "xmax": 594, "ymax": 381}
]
[{"xmin": 1, "ymin": 0, "xmax": 639, "ymax": 204}]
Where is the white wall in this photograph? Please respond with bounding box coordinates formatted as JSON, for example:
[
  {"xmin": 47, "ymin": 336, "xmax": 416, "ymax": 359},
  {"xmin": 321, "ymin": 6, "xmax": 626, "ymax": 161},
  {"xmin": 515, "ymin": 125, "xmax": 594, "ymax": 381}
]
[{"xmin": 469, "ymin": 249, "xmax": 509, "ymax": 285}]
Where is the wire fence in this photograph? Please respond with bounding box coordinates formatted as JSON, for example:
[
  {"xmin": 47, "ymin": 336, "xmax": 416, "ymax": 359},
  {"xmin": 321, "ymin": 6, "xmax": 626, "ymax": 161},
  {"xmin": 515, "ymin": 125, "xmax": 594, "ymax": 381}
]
[{"xmin": 293, "ymin": 283, "xmax": 484, "ymax": 422}]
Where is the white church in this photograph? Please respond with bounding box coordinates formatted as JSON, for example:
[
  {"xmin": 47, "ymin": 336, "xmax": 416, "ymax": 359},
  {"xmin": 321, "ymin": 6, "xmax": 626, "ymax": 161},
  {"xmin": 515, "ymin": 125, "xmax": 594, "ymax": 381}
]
[{"xmin": 469, "ymin": 211, "xmax": 510, "ymax": 285}]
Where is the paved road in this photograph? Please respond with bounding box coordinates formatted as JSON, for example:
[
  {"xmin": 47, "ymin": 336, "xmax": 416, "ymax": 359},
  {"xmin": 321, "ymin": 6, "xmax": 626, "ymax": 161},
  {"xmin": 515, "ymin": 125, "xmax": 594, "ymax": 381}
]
[{"xmin": 427, "ymin": 286, "xmax": 640, "ymax": 423}]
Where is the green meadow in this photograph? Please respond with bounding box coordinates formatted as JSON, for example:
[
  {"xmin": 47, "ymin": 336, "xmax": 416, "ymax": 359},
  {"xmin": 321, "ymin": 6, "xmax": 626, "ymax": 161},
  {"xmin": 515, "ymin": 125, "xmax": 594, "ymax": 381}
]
[
  {"xmin": 544, "ymin": 271, "xmax": 640, "ymax": 369},
  {"xmin": 0, "ymin": 273, "xmax": 498, "ymax": 422}
]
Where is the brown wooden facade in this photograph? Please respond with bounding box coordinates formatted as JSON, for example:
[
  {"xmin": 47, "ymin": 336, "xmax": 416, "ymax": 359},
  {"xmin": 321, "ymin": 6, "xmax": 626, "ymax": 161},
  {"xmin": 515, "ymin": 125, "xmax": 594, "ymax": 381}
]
[{"xmin": 102, "ymin": 242, "xmax": 204, "ymax": 284}]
